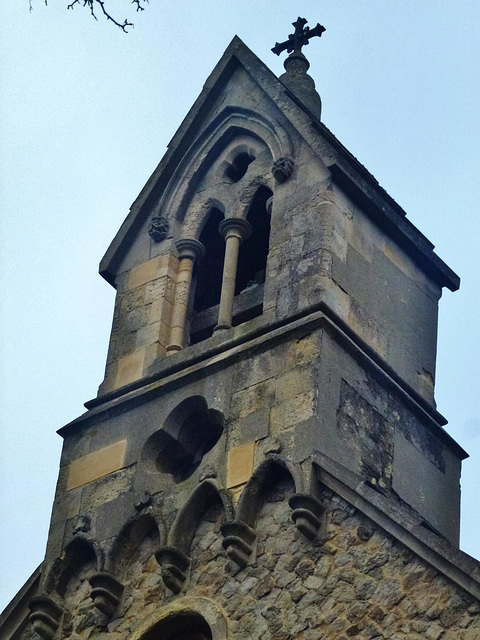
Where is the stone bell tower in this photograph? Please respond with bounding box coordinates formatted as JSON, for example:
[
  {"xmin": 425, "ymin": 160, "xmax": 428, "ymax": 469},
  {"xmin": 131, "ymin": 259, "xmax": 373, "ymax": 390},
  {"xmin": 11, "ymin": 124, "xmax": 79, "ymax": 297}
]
[{"xmin": 3, "ymin": 18, "xmax": 480, "ymax": 640}]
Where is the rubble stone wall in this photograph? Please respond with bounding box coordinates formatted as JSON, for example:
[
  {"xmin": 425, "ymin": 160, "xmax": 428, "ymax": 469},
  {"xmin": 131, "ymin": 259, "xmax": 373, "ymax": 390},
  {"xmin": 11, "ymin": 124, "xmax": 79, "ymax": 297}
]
[{"xmin": 22, "ymin": 477, "xmax": 480, "ymax": 640}]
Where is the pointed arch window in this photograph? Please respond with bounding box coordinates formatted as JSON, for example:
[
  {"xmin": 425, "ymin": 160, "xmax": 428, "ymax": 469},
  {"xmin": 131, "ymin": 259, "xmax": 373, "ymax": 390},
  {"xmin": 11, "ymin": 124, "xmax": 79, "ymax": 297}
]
[{"xmin": 189, "ymin": 187, "xmax": 272, "ymax": 345}]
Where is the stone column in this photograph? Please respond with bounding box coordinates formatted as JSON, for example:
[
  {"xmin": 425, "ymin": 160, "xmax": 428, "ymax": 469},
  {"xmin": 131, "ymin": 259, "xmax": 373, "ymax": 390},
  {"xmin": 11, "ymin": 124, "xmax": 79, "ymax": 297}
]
[
  {"xmin": 167, "ymin": 238, "xmax": 205, "ymax": 354},
  {"xmin": 214, "ymin": 218, "xmax": 252, "ymax": 332}
]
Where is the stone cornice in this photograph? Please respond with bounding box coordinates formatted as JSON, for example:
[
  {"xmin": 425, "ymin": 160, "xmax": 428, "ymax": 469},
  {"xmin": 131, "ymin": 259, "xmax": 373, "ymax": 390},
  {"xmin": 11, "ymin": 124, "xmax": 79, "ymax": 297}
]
[{"xmin": 58, "ymin": 302, "xmax": 466, "ymax": 461}]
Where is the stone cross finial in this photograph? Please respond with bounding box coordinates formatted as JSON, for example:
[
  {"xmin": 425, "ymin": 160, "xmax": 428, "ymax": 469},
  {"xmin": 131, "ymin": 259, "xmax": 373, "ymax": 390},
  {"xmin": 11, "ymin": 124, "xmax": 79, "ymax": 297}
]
[{"xmin": 272, "ymin": 17, "xmax": 325, "ymax": 56}]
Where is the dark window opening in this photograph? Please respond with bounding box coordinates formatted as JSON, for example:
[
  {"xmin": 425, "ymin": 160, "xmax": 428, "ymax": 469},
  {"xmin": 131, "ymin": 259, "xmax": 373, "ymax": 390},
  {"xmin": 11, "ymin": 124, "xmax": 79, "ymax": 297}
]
[
  {"xmin": 190, "ymin": 186, "xmax": 272, "ymax": 346},
  {"xmin": 224, "ymin": 152, "xmax": 255, "ymax": 183},
  {"xmin": 142, "ymin": 614, "xmax": 212, "ymax": 640},
  {"xmin": 194, "ymin": 208, "xmax": 225, "ymax": 313},
  {"xmin": 236, "ymin": 185, "xmax": 272, "ymax": 295}
]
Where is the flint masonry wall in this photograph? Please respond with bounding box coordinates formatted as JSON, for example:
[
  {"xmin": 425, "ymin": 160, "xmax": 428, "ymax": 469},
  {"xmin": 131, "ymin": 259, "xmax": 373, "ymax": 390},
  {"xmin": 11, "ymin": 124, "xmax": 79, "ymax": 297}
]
[{"xmin": 20, "ymin": 477, "xmax": 480, "ymax": 640}]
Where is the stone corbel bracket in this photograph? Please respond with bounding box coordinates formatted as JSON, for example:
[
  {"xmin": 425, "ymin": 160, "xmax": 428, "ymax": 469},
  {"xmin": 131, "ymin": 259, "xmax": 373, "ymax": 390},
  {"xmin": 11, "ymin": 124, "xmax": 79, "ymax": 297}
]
[
  {"xmin": 155, "ymin": 546, "xmax": 191, "ymax": 594},
  {"xmin": 89, "ymin": 571, "xmax": 124, "ymax": 618},
  {"xmin": 220, "ymin": 520, "xmax": 257, "ymax": 568},
  {"xmin": 289, "ymin": 493, "xmax": 326, "ymax": 540},
  {"xmin": 272, "ymin": 156, "xmax": 294, "ymax": 183},
  {"xmin": 29, "ymin": 595, "xmax": 63, "ymax": 640}
]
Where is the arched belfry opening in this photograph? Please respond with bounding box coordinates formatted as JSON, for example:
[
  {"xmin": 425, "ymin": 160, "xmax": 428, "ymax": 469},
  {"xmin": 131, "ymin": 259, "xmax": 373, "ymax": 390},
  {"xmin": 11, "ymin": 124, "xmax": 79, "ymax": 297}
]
[
  {"xmin": 189, "ymin": 186, "xmax": 272, "ymax": 345},
  {"xmin": 194, "ymin": 208, "xmax": 225, "ymax": 314},
  {"xmin": 236, "ymin": 185, "xmax": 272, "ymax": 295}
]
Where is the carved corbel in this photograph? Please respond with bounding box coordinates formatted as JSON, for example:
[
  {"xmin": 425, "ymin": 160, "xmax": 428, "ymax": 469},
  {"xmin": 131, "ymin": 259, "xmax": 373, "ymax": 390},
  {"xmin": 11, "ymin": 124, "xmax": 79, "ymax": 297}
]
[
  {"xmin": 89, "ymin": 571, "xmax": 124, "ymax": 617},
  {"xmin": 221, "ymin": 520, "xmax": 257, "ymax": 568},
  {"xmin": 272, "ymin": 156, "xmax": 294, "ymax": 183},
  {"xmin": 288, "ymin": 493, "xmax": 326, "ymax": 540},
  {"xmin": 29, "ymin": 595, "xmax": 63, "ymax": 640},
  {"xmin": 155, "ymin": 546, "xmax": 191, "ymax": 594}
]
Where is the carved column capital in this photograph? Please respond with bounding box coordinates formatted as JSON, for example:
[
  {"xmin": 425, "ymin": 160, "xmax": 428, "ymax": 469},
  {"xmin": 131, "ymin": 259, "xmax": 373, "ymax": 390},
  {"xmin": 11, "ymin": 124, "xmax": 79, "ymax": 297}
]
[
  {"xmin": 175, "ymin": 238, "xmax": 206, "ymax": 262},
  {"xmin": 218, "ymin": 218, "xmax": 252, "ymax": 243}
]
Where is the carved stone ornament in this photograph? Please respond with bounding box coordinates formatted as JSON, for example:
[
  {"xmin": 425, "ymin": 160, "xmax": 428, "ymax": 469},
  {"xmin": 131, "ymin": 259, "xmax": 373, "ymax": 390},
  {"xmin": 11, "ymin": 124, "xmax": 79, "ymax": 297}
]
[
  {"xmin": 155, "ymin": 546, "xmax": 191, "ymax": 594},
  {"xmin": 29, "ymin": 595, "xmax": 63, "ymax": 640},
  {"xmin": 272, "ymin": 156, "xmax": 294, "ymax": 183},
  {"xmin": 288, "ymin": 493, "xmax": 326, "ymax": 540},
  {"xmin": 72, "ymin": 514, "xmax": 91, "ymax": 535},
  {"xmin": 89, "ymin": 571, "xmax": 124, "ymax": 618},
  {"xmin": 221, "ymin": 520, "xmax": 257, "ymax": 568},
  {"xmin": 148, "ymin": 215, "xmax": 169, "ymax": 242}
]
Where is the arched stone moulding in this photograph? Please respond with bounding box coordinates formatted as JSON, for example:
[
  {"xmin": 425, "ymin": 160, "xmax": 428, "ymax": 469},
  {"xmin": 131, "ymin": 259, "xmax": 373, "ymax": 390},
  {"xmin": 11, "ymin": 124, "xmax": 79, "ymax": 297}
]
[
  {"xmin": 184, "ymin": 173, "xmax": 273, "ymax": 241},
  {"xmin": 221, "ymin": 455, "xmax": 303, "ymax": 568},
  {"xmin": 106, "ymin": 511, "xmax": 162, "ymax": 577},
  {"xmin": 156, "ymin": 480, "xmax": 234, "ymax": 593},
  {"xmin": 31, "ymin": 535, "xmax": 105, "ymax": 638},
  {"xmin": 129, "ymin": 596, "xmax": 228, "ymax": 640},
  {"xmin": 154, "ymin": 106, "xmax": 293, "ymax": 225},
  {"xmin": 236, "ymin": 454, "xmax": 304, "ymax": 526},
  {"xmin": 91, "ymin": 511, "xmax": 163, "ymax": 617},
  {"xmin": 223, "ymin": 455, "xmax": 325, "ymax": 567},
  {"xmin": 43, "ymin": 534, "xmax": 105, "ymax": 599}
]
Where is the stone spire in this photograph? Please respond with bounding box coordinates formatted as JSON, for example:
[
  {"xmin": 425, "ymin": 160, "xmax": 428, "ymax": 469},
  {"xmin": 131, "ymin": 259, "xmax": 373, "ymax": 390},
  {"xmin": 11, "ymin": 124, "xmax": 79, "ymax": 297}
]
[{"xmin": 272, "ymin": 17, "xmax": 325, "ymax": 119}]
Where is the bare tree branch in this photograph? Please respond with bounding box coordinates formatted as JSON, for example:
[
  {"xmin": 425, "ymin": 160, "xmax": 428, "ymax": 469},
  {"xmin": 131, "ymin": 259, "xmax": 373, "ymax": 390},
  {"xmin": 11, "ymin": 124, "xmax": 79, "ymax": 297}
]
[{"xmin": 36, "ymin": 0, "xmax": 149, "ymax": 31}]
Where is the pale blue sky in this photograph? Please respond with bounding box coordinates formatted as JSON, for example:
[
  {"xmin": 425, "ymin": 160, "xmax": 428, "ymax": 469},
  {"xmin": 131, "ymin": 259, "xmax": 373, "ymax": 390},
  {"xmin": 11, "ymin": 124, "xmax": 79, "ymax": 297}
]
[{"xmin": 1, "ymin": 1, "xmax": 479, "ymax": 612}]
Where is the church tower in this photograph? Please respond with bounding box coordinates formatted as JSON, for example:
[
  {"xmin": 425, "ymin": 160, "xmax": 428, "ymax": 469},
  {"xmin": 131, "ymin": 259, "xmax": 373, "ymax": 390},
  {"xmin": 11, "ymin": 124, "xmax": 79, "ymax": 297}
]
[{"xmin": 3, "ymin": 18, "xmax": 480, "ymax": 640}]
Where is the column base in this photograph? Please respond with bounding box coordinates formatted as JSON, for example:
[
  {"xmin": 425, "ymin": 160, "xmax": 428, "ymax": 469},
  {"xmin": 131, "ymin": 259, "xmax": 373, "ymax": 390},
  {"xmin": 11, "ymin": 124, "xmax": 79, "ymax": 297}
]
[
  {"xmin": 214, "ymin": 323, "xmax": 233, "ymax": 332},
  {"xmin": 166, "ymin": 344, "xmax": 183, "ymax": 355}
]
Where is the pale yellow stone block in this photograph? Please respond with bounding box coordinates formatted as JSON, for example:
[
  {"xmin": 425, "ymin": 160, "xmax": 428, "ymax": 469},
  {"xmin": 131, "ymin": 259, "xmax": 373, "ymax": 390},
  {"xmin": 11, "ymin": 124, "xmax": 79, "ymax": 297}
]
[
  {"xmin": 348, "ymin": 225, "xmax": 374, "ymax": 263},
  {"xmin": 331, "ymin": 229, "xmax": 348, "ymax": 262},
  {"xmin": 67, "ymin": 440, "xmax": 127, "ymax": 491},
  {"xmin": 128, "ymin": 257, "xmax": 161, "ymax": 290},
  {"xmin": 128, "ymin": 254, "xmax": 175, "ymax": 290},
  {"xmin": 114, "ymin": 349, "xmax": 145, "ymax": 389},
  {"xmin": 227, "ymin": 441, "xmax": 256, "ymax": 489}
]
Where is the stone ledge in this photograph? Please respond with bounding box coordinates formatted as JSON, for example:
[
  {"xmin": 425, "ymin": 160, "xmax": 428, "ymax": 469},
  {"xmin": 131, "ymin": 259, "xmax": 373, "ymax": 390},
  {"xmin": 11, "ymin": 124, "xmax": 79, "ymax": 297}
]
[{"xmin": 59, "ymin": 303, "xmax": 465, "ymax": 463}]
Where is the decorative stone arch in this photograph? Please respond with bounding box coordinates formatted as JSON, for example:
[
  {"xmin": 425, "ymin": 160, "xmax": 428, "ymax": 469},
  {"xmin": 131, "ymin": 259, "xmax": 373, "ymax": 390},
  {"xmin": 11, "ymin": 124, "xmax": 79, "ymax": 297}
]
[
  {"xmin": 30, "ymin": 535, "xmax": 105, "ymax": 638},
  {"xmin": 130, "ymin": 596, "xmax": 228, "ymax": 640},
  {"xmin": 45, "ymin": 534, "xmax": 104, "ymax": 598},
  {"xmin": 169, "ymin": 479, "xmax": 234, "ymax": 553},
  {"xmin": 219, "ymin": 455, "xmax": 302, "ymax": 569},
  {"xmin": 236, "ymin": 454, "xmax": 304, "ymax": 527},
  {"xmin": 179, "ymin": 142, "xmax": 274, "ymax": 241},
  {"xmin": 155, "ymin": 106, "xmax": 293, "ymax": 225},
  {"xmin": 106, "ymin": 511, "xmax": 162, "ymax": 577},
  {"xmin": 155, "ymin": 480, "xmax": 233, "ymax": 593},
  {"xmin": 83, "ymin": 512, "xmax": 164, "ymax": 618}
]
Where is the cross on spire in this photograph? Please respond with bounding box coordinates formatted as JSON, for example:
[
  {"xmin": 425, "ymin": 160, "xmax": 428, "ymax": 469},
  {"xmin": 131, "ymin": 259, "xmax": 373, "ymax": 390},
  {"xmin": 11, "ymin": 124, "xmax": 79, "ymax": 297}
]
[{"xmin": 272, "ymin": 17, "xmax": 325, "ymax": 56}]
